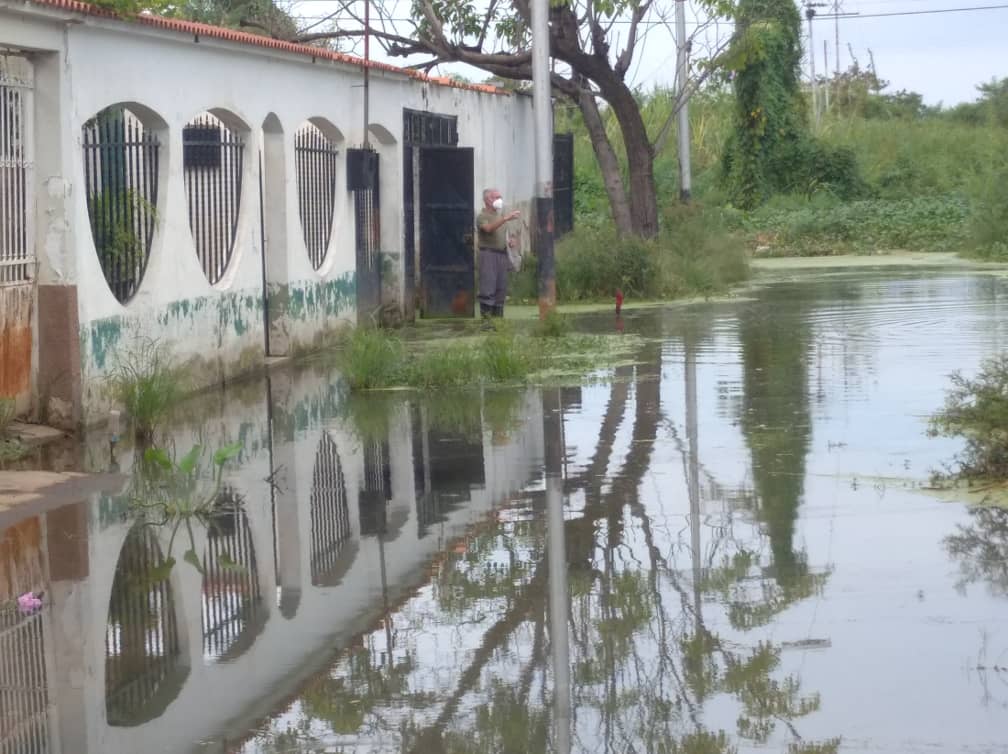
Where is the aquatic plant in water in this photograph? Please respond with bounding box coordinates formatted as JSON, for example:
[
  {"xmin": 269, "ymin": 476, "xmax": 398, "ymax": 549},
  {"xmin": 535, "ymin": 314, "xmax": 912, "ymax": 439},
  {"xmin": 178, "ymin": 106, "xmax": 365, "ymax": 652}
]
[{"xmin": 126, "ymin": 441, "xmax": 245, "ymax": 577}]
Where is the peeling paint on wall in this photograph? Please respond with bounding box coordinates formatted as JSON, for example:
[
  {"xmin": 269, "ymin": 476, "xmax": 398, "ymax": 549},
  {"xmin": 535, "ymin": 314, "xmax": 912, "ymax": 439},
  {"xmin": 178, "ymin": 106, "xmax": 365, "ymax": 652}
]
[{"xmin": 0, "ymin": 284, "xmax": 34, "ymax": 402}]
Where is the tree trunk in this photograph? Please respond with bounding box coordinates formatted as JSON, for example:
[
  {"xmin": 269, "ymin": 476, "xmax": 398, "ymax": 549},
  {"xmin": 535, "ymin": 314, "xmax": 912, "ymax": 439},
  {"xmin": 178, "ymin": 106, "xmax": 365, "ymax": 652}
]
[
  {"xmin": 576, "ymin": 88, "xmax": 634, "ymax": 237},
  {"xmin": 597, "ymin": 78, "xmax": 660, "ymax": 238}
]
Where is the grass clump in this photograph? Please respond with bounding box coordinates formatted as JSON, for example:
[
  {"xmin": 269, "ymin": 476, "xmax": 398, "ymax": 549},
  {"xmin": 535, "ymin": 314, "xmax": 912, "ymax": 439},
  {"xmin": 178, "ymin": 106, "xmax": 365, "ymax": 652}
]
[
  {"xmin": 336, "ymin": 326, "xmax": 637, "ymax": 392},
  {"xmin": 106, "ymin": 338, "xmax": 185, "ymax": 442},
  {"xmin": 929, "ymin": 354, "xmax": 1008, "ymax": 484}
]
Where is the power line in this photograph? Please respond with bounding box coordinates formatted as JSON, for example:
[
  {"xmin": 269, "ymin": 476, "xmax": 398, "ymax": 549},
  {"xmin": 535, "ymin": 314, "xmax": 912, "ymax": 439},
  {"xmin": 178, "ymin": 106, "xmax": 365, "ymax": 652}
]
[{"xmin": 815, "ymin": 2, "xmax": 1008, "ymax": 18}]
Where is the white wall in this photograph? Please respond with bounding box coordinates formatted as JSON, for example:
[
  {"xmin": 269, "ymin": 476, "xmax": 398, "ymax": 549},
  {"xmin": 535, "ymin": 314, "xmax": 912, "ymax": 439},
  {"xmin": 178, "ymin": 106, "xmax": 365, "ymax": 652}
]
[{"xmin": 0, "ymin": 3, "xmax": 537, "ymax": 425}]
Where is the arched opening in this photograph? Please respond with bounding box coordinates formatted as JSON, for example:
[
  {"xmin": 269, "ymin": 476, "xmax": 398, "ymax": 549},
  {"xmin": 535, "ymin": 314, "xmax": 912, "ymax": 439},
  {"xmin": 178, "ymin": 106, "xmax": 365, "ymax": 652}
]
[
  {"xmin": 310, "ymin": 433, "xmax": 358, "ymax": 586},
  {"xmin": 105, "ymin": 525, "xmax": 189, "ymax": 726},
  {"xmin": 201, "ymin": 488, "xmax": 265, "ymax": 662},
  {"xmin": 182, "ymin": 109, "xmax": 249, "ymax": 285},
  {"xmin": 81, "ymin": 103, "xmax": 166, "ymax": 303},
  {"xmin": 294, "ymin": 119, "xmax": 344, "ymax": 271}
]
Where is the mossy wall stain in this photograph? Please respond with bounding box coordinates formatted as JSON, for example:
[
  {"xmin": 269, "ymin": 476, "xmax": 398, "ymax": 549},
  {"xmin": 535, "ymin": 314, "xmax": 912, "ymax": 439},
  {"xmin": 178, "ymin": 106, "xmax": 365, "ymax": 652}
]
[{"xmin": 287, "ymin": 273, "xmax": 356, "ymax": 322}]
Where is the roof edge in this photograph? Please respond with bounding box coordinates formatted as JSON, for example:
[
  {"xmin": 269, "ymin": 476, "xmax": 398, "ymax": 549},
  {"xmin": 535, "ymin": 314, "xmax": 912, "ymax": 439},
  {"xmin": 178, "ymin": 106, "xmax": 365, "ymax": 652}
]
[{"xmin": 15, "ymin": 0, "xmax": 509, "ymax": 96}]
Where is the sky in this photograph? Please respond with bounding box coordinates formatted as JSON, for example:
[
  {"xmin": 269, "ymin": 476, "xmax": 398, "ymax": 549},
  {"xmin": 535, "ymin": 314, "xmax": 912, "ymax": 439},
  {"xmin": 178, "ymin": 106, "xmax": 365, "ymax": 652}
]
[{"xmin": 288, "ymin": 0, "xmax": 1007, "ymax": 106}]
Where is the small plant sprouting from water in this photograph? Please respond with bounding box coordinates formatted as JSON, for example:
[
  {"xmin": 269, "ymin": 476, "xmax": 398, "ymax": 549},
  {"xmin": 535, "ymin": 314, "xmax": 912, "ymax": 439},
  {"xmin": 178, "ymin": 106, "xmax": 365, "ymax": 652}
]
[
  {"xmin": 127, "ymin": 440, "xmax": 245, "ymax": 578},
  {"xmin": 0, "ymin": 397, "xmax": 27, "ymax": 464},
  {"xmin": 532, "ymin": 309, "xmax": 571, "ymax": 338},
  {"xmin": 106, "ymin": 337, "xmax": 186, "ymax": 442},
  {"xmin": 929, "ymin": 354, "xmax": 1008, "ymax": 485}
]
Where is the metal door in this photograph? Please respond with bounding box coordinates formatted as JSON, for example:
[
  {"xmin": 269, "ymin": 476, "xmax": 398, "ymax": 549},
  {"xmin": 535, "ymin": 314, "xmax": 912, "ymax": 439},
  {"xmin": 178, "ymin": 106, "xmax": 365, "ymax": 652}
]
[
  {"xmin": 418, "ymin": 146, "xmax": 474, "ymax": 318},
  {"xmin": 553, "ymin": 133, "xmax": 574, "ymax": 238}
]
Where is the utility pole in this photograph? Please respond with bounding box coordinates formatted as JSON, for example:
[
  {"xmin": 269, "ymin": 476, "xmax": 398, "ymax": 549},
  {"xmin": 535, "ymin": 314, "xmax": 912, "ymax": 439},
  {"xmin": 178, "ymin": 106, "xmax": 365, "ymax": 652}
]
[
  {"xmin": 823, "ymin": 40, "xmax": 830, "ymax": 113},
  {"xmin": 804, "ymin": 3, "xmax": 822, "ymax": 127},
  {"xmin": 531, "ymin": 0, "xmax": 556, "ymax": 319},
  {"xmin": 674, "ymin": 0, "xmax": 691, "ymax": 201},
  {"xmin": 362, "ymin": 0, "xmax": 370, "ymax": 148},
  {"xmin": 833, "ymin": 0, "xmax": 841, "ymax": 77}
]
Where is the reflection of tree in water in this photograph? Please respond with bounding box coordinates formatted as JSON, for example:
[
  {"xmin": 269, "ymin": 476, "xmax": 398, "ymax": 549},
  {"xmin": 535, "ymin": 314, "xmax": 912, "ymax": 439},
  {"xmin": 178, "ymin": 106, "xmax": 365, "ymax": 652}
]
[
  {"xmin": 945, "ymin": 506, "xmax": 1008, "ymax": 597},
  {"xmin": 244, "ymin": 339, "xmax": 836, "ymax": 753},
  {"xmin": 735, "ymin": 300, "xmax": 829, "ymax": 629}
]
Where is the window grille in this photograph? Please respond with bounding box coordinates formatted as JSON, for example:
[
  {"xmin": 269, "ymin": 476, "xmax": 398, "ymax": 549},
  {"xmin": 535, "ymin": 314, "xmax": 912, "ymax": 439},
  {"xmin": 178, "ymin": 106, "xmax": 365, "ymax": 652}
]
[
  {"xmin": 82, "ymin": 107, "xmax": 160, "ymax": 303},
  {"xmin": 183, "ymin": 114, "xmax": 244, "ymax": 285},
  {"xmin": 402, "ymin": 109, "xmax": 458, "ymax": 146},
  {"xmin": 0, "ymin": 56, "xmax": 33, "ymax": 285},
  {"xmin": 294, "ymin": 123, "xmax": 339, "ymax": 270}
]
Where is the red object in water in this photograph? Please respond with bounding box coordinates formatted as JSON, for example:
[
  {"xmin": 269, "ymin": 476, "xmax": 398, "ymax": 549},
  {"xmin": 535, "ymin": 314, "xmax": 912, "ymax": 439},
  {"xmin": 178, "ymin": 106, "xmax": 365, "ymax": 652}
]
[{"xmin": 615, "ymin": 289, "xmax": 624, "ymax": 315}]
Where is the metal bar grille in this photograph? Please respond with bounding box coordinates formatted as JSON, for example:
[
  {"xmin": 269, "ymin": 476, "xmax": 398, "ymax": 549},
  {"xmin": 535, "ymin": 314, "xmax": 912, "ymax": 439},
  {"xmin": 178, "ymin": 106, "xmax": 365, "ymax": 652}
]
[
  {"xmin": 402, "ymin": 109, "xmax": 458, "ymax": 147},
  {"xmin": 0, "ymin": 607, "xmax": 48, "ymax": 754},
  {"xmin": 294, "ymin": 124, "xmax": 339, "ymax": 270},
  {"xmin": 359, "ymin": 440, "xmax": 390, "ymax": 536},
  {"xmin": 202, "ymin": 491, "xmax": 262, "ymax": 662},
  {"xmin": 0, "ymin": 58, "xmax": 33, "ymax": 285},
  {"xmin": 309, "ymin": 434, "xmax": 351, "ymax": 585},
  {"xmin": 82, "ymin": 107, "xmax": 160, "ymax": 303},
  {"xmin": 183, "ymin": 114, "xmax": 244, "ymax": 285},
  {"xmin": 354, "ymin": 182, "xmax": 380, "ymax": 269},
  {"xmin": 104, "ymin": 526, "xmax": 182, "ymax": 727}
]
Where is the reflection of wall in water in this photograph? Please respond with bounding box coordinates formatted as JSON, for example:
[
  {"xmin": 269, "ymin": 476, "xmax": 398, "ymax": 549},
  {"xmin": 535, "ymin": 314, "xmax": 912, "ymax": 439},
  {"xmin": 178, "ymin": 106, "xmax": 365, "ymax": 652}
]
[
  {"xmin": 202, "ymin": 490, "xmax": 264, "ymax": 663},
  {"xmin": 309, "ymin": 433, "xmax": 356, "ymax": 587},
  {"xmin": 412, "ymin": 403, "xmax": 487, "ymax": 538},
  {"xmin": 104, "ymin": 525, "xmax": 187, "ymax": 727}
]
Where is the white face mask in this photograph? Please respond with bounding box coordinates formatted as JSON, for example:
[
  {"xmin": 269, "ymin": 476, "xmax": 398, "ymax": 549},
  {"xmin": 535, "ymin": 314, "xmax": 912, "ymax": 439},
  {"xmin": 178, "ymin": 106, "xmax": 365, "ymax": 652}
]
[{"xmin": 492, "ymin": 197, "xmax": 504, "ymax": 211}]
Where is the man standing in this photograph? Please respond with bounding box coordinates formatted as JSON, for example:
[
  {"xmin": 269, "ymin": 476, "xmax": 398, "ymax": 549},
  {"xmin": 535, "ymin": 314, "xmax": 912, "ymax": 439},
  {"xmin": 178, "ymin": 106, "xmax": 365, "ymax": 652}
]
[{"xmin": 476, "ymin": 188, "xmax": 520, "ymax": 320}]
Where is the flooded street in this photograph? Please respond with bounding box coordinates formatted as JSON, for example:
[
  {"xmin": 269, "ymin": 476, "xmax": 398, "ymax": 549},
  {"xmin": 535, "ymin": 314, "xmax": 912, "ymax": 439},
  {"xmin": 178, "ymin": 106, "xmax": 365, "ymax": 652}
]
[{"xmin": 4, "ymin": 267, "xmax": 1008, "ymax": 753}]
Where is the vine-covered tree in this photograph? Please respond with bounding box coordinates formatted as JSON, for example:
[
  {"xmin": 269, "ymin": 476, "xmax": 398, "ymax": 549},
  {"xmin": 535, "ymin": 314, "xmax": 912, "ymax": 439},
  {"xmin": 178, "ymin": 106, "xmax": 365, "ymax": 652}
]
[{"xmin": 720, "ymin": 0, "xmax": 862, "ymax": 208}]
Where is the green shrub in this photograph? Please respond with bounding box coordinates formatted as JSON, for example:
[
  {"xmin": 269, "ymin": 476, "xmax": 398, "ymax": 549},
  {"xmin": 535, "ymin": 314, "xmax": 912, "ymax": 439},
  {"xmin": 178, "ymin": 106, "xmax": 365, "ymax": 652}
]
[
  {"xmin": 929, "ymin": 355, "xmax": 1008, "ymax": 482},
  {"xmin": 966, "ymin": 169, "xmax": 1008, "ymax": 260},
  {"xmin": 547, "ymin": 203, "xmax": 748, "ymax": 301},
  {"xmin": 731, "ymin": 195, "xmax": 971, "ymax": 255},
  {"xmin": 107, "ymin": 338, "xmax": 185, "ymax": 442}
]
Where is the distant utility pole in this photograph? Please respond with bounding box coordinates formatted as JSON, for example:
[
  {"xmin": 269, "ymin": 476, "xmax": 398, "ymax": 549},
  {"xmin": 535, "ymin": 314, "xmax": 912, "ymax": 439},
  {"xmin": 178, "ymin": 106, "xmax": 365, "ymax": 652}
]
[
  {"xmin": 805, "ymin": 2, "xmax": 826, "ymax": 126},
  {"xmin": 833, "ymin": 0, "xmax": 841, "ymax": 77},
  {"xmin": 675, "ymin": 0, "xmax": 691, "ymax": 201},
  {"xmin": 823, "ymin": 40, "xmax": 830, "ymax": 112}
]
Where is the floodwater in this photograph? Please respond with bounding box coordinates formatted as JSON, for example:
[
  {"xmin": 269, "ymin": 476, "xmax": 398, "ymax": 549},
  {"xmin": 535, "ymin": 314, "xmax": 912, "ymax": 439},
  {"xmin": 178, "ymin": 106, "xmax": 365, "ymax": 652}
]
[{"xmin": 3, "ymin": 267, "xmax": 1008, "ymax": 754}]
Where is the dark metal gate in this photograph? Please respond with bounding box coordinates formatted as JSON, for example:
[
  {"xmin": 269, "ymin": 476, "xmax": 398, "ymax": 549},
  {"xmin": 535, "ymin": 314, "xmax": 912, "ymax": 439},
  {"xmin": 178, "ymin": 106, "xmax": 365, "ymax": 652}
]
[
  {"xmin": 553, "ymin": 133, "xmax": 574, "ymax": 238},
  {"xmin": 418, "ymin": 147, "xmax": 475, "ymax": 318},
  {"xmin": 349, "ymin": 148, "xmax": 380, "ymax": 324},
  {"xmin": 402, "ymin": 110, "xmax": 459, "ymax": 320}
]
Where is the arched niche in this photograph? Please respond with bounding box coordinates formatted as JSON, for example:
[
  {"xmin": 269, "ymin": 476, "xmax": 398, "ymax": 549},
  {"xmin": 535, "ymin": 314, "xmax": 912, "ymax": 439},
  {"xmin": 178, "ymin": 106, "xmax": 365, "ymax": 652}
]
[
  {"xmin": 294, "ymin": 118, "xmax": 345, "ymax": 271},
  {"xmin": 181, "ymin": 109, "xmax": 250, "ymax": 286},
  {"xmin": 81, "ymin": 102, "xmax": 168, "ymax": 304}
]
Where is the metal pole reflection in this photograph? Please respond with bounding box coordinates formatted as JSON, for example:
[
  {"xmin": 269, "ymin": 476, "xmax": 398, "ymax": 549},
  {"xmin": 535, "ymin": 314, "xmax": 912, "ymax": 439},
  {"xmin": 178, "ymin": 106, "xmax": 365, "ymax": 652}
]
[{"xmin": 543, "ymin": 388, "xmax": 571, "ymax": 754}]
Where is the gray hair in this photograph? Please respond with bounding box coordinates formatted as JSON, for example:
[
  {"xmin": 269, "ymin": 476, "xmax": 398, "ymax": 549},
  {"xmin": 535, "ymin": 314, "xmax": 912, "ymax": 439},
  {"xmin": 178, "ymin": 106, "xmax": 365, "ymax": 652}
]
[{"xmin": 483, "ymin": 188, "xmax": 496, "ymax": 203}]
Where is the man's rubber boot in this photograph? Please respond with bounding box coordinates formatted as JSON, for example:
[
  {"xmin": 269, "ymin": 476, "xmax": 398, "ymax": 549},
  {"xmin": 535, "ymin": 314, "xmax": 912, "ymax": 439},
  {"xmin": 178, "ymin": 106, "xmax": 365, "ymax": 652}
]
[{"xmin": 480, "ymin": 303, "xmax": 494, "ymax": 331}]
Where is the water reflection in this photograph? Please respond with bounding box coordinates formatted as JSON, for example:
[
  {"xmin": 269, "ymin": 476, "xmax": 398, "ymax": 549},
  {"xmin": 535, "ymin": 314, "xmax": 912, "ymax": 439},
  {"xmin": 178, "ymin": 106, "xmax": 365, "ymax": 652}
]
[
  {"xmin": 105, "ymin": 525, "xmax": 187, "ymax": 726},
  {"xmin": 3, "ymin": 271, "xmax": 1008, "ymax": 752}
]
